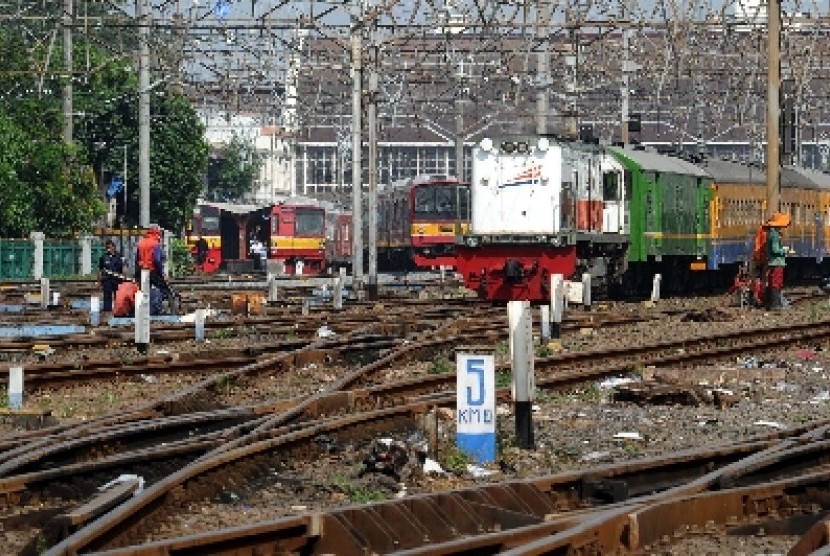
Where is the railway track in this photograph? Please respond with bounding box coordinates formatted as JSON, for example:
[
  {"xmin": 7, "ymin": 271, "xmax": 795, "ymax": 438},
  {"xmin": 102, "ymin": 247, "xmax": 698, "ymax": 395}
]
[{"xmin": 26, "ymin": 316, "xmax": 830, "ymax": 554}]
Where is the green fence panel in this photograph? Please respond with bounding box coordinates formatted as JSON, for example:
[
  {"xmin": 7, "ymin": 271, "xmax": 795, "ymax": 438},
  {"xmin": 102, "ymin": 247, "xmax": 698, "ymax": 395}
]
[
  {"xmin": 44, "ymin": 241, "xmax": 82, "ymax": 278},
  {"xmin": 91, "ymin": 242, "xmax": 105, "ymax": 275},
  {"xmin": 0, "ymin": 239, "xmax": 34, "ymax": 280}
]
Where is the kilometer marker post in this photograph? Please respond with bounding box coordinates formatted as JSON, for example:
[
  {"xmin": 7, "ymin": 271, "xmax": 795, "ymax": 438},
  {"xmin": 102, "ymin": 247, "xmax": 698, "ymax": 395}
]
[{"xmin": 456, "ymin": 347, "xmax": 496, "ymax": 463}]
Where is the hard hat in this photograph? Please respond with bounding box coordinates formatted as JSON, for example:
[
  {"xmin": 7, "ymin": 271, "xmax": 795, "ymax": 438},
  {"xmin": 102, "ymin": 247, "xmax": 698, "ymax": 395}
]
[{"xmin": 766, "ymin": 212, "xmax": 791, "ymax": 228}]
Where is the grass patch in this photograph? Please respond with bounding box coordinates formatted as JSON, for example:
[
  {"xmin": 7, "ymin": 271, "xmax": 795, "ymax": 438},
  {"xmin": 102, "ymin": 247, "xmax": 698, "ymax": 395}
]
[{"xmin": 428, "ymin": 356, "xmax": 452, "ymax": 374}]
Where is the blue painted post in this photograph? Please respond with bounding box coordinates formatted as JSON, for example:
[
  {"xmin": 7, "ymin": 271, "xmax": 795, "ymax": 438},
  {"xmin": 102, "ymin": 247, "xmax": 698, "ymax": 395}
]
[{"xmin": 456, "ymin": 350, "xmax": 496, "ymax": 463}]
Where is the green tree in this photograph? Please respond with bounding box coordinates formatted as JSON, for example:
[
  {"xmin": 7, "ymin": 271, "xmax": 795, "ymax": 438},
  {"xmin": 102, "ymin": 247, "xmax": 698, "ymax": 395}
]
[
  {"xmin": 0, "ymin": 23, "xmax": 209, "ymax": 236},
  {"xmin": 205, "ymin": 133, "xmax": 262, "ymax": 202},
  {"xmin": 0, "ymin": 113, "xmax": 35, "ymax": 237}
]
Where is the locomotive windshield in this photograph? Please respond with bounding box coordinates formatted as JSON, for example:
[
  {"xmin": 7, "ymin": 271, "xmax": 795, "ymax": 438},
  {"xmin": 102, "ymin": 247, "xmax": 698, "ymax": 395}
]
[
  {"xmin": 294, "ymin": 208, "xmax": 325, "ymax": 236},
  {"xmin": 414, "ymin": 184, "xmax": 470, "ymax": 220}
]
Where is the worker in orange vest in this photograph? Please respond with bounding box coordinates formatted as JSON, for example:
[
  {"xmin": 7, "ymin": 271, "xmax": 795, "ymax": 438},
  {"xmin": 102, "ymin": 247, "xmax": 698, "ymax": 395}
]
[{"xmin": 135, "ymin": 225, "xmax": 174, "ymax": 306}]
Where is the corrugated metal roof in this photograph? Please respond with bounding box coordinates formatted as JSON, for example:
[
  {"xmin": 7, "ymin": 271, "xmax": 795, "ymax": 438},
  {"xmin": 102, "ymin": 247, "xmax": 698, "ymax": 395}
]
[
  {"xmin": 697, "ymin": 159, "xmax": 766, "ymax": 184},
  {"xmin": 610, "ymin": 147, "xmax": 710, "ymax": 177},
  {"xmin": 786, "ymin": 166, "xmax": 830, "ymax": 189},
  {"xmin": 780, "ymin": 166, "xmax": 821, "ymax": 189}
]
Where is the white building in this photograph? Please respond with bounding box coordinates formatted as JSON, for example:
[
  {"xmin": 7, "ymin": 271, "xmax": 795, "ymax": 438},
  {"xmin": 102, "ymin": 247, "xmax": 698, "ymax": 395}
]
[{"xmin": 200, "ymin": 110, "xmax": 296, "ymax": 202}]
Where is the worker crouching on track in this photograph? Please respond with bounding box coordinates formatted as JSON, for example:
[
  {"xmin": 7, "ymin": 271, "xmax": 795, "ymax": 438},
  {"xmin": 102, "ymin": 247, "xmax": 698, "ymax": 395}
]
[
  {"xmin": 765, "ymin": 212, "xmax": 791, "ymax": 310},
  {"xmin": 113, "ymin": 281, "xmax": 165, "ymax": 317}
]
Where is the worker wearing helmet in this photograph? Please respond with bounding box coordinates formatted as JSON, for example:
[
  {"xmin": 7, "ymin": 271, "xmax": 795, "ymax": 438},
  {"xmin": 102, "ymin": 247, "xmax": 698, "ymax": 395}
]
[{"xmin": 765, "ymin": 212, "xmax": 791, "ymax": 310}]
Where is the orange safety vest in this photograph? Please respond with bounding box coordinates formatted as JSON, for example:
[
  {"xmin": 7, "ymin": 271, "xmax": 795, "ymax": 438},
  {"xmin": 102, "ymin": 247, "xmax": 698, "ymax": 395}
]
[{"xmin": 137, "ymin": 235, "xmax": 159, "ymax": 270}]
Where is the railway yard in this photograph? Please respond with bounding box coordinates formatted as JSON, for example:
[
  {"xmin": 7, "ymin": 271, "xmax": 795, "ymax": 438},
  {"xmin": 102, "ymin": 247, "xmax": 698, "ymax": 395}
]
[{"xmin": 2, "ymin": 275, "xmax": 830, "ymax": 554}]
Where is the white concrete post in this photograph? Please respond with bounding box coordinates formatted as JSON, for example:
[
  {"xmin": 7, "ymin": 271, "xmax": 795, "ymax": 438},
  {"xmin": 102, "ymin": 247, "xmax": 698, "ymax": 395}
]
[
  {"xmin": 90, "ymin": 295, "xmax": 100, "ymax": 326},
  {"xmin": 651, "ymin": 274, "xmax": 662, "ymax": 303},
  {"xmin": 79, "ymin": 235, "xmax": 93, "ymax": 276},
  {"xmin": 40, "ymin": 278, "xmax": 50, "ymax": 309},
  {"xmin": 8, "ymin": 366, "xmax": 23, "ymax": 409},
  {"xmin": 267, "ymin": 272, "xmax": 278, "ymax": 303},
  {"xmin": 30, "ymin": 232, "xmax": 45, "ymax": 281},
  {"xmin": 508, "ymin": 300, "xmax": 535, "ymax": 449},
  {"xmin": 333, "ymin": 275, "xmax": 343, "ymax": 310},
  {"xmin": 551, "ymin": 273, "xmax": 565, "ymax": 339},
  {"xmin": 195, "ymin": 308, "xmax": 206, "ymax": 341},
  {"xmin": 581, "ymin": 272, "xmax": 592, "ymax": 311},
  {"xmin": 540, "ymin": 305, "xmax": 551, "ymax": 344},
  {"xmin": 136, "ymin": 269, "xmax": 151, "ymax": 353},
  {"xmin": 302, "ymin": 299, "xmax": 310, "ymax": 316}
]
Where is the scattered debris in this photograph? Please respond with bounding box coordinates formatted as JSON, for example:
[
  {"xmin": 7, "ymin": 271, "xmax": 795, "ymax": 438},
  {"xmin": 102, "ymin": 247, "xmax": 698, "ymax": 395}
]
[
  {"xmin": 599, "ymin": 376, "xmax": 638, "ymax": 390},
  {"xmin": 613, "ymin": 431, "xmax": 643, "ymax": 441},
  {"xmin": 580, "ymin": 450, "xmax": 612, "ymax": 463},
  {"xmin": 422, "ymin": 458, "xmax": 445, "ymax": 474},
  {"xmin": 466, "ymin": 464, "xmax": 495, "ymax": 478},
  {"xmin": 361, "ymin": 438, "xmax": 411, "ymax": 480},
  {"xmin": 98, "ymin": 474, "xmax": 145, "ymax": 495},
  {"xmin": 317, "ymin": 325, "xmax": 336, "ymax": 338},
  {"xmin": 754, "ymin": 420, "xmax": 787, "ymax": 430}
]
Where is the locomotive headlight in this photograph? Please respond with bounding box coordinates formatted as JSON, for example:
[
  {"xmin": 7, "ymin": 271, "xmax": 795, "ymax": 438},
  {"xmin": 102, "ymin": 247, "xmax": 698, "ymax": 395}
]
[
  {"xmin": 537, "ymin": 137, "xmax": 550, "ymax": 152},
  {"xmin": 479, "ymin": 138, "xmax": 494, "ymax": 152},
  {"xmin": 466, "ymin": 237, "xmax": 479, "ymax": 247}
]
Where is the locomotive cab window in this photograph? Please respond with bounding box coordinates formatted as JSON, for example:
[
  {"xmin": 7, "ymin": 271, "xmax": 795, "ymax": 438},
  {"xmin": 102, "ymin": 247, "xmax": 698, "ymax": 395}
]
[
  {"xmin": 603, "ymin": 172, "xmax": 620, "ymax": 201},
  {"xmin": 294, "ymin": 209, "xmax": 325, "ymax": 236}
]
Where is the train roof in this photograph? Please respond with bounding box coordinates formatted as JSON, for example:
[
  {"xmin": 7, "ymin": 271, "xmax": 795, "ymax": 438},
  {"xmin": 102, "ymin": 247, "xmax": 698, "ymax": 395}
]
[
  {"xmin": 609, "ymin": 146, "xmax": 711, "ymax": 178},
  {"xmin": 695, "ymin": 159, "xmax": 767, "ymax": 184},
  {"xmin": 785, "ymin": 166, "xmax": 830, "ymax": 189},
  {"xmin": 780, "ymin": 166, "xmax": 822, "ymax": 189},
  {"xmin": 198, "ymin": 201, "xmax": 270, "ymax": 215}
]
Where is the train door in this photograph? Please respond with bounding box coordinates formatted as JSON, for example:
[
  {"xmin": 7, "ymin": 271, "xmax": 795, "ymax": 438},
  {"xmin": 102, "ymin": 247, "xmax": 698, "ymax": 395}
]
[
  {"xmin": 602, "ymin": 170, "xmax": 623, "ymax": 233},
  {"xmin": 219, "ymin": 212, "xmax": 240, "ymax": 266}
]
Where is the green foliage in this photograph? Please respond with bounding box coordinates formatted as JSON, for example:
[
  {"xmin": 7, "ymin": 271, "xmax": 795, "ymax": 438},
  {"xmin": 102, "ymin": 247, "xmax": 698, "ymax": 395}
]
[
  {"xmin": 213, "ymin": 328, "xmax": 234, "ymax": 340},
  {"xmin": 215, "ymin": 375, "xmax": 236, "ymax": 394},
  {"xmin": 205, "ymin": 133, "xmax": 263, "ymax": 202},
  {"xmin": 332, "ymin": 475, "xmax": 386, "ymax": 504},
  {"xmin": 441, "ymin": 446, "xmax": 471, "ymax": 475},
  {"xmin": 536, "ymin": 344, "xmax": 553, "ymax": 358},
  {"xmin": 495, "ymin": 370, "xmax": 512, "ymax": 388},
  {"xmin": 169, "ymin": 238, "xmax": 195, "ymax": 277},
  {"xmin": 428, "ymin": 356, "xmax": 452, "ymax": 374},
  {"xmin": 0, "ymin": 28, "xmax": 208, "ymax": 236}
]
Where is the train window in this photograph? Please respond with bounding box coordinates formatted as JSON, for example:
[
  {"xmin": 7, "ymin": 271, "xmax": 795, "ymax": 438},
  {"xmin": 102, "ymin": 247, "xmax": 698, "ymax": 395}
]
[
  {"xmin": 602, "ymin": 172, "xmax": 619, "ymax": 201},
  {"xmin": 415, "ymin": 187, "xmax": 433, "ymax": 215},
  {"xmin": 295, "ymin": 210, "xmax": 325, "ymax": 236},
  {"xmin": 458, "ymin": 186, "xmax": 470, "ymax": 220},
  {"xmin": 435, "ymin": 188, "xmax": 454, "ymax": 216},
  {"xmin": 203, "ymin": 216, "xmax": 220, "ymax": 232}
]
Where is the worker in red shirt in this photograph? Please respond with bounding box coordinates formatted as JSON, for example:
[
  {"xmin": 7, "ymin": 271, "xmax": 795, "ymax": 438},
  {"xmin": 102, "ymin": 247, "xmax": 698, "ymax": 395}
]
[
  {"xmin": 135, "ymin": 225, "xmax": 174, "ymax": 307},
  {"xmin": 113, "ymin": 281, "xmax": 140, "ymax": 317}
]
